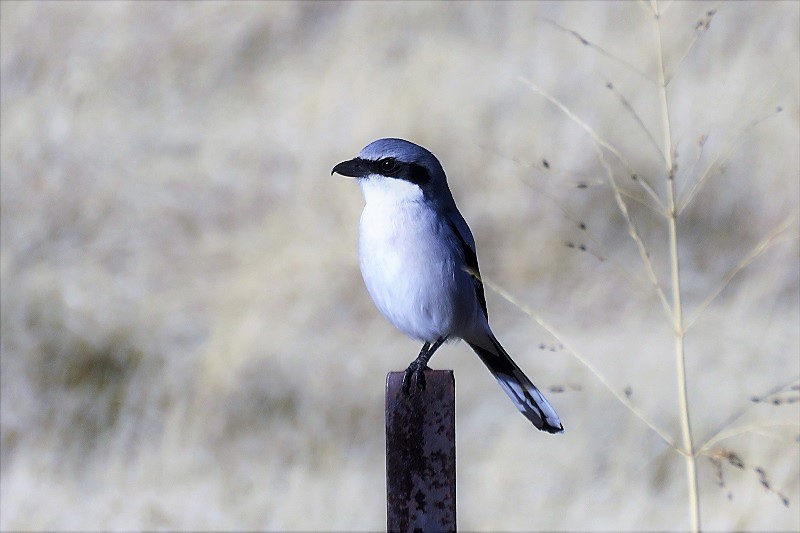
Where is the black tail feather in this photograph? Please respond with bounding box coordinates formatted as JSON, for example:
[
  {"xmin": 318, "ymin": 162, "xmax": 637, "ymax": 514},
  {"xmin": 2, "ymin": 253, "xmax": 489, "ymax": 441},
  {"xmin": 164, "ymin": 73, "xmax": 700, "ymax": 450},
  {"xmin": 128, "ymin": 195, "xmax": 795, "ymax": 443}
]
[{"xmin": 468, "ymin": 336, "xmax": 563, "ymax": 434}]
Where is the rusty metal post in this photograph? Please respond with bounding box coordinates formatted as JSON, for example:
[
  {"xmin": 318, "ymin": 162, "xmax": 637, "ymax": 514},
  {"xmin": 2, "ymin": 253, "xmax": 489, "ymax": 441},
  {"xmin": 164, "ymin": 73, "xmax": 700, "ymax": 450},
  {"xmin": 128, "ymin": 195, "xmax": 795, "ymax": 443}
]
[{"xmin": 386, "ymin": 370, "xmax": 456, "ymax": 532}]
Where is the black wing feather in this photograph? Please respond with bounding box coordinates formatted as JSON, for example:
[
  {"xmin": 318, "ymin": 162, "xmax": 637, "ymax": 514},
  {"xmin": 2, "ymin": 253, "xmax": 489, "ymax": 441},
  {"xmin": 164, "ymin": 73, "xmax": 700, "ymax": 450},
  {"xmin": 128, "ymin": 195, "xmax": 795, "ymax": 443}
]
[{"xmin": 445, "ymin": 218, "xmax": 488, "ymax": 318}]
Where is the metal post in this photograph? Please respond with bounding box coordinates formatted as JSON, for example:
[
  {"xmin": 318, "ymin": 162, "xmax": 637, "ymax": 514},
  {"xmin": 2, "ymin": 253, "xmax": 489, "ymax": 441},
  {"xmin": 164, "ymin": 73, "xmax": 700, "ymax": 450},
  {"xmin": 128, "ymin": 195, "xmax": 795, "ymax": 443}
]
[{"xmin": 385, "ymin": 370, "xmax": 456, "ymax": 533}]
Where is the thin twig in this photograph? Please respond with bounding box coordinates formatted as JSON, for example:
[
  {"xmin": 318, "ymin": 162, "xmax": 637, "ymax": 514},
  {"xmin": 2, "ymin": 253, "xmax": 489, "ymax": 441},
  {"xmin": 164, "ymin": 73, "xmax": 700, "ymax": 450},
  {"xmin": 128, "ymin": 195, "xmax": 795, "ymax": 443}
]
[
  {"xmin": 479, "ymin": 143, "xmax": 661, "ymax": 216},
  {"xmin": 516, "ymin": 175, "xmax": 659, "ymax": 295},
  {"xmin": 537, "ymin": 17, "xmax": 657, "ymax": 84},
  {"xmin": 699, "ymin": 423, "xmax": 800, "ymax": 456},
  {"xmin": 518, "ymin": 77, "xmax": 668, "ymax": 216},
  {"xmin": 590, "ymin": 140, "xmax": 675, "ymax": 324},
  {"xmin": 519, "ymin": 76, "xmax": 674, "ymax": 321},
  {"xmin": 606, "ymin": 81, "xmax": 666, "ymax": 163},
  {"xmin": 697, "ymin": 377, "xmax": 800, "ymax": 455},
  {"xmin": 685, "ymin": 214, "xmax": 799, "ymax": 331},
  {"xmin": 666, "ymin": 2, "xmax": 724, "ymax": 86},
  {"xmin": 681, "ymin": 134, "xmax": 709, "ymax": 191},
  {"xmin": 678, "ymin": 101, "xmax": 784, "ymax": 214},
  {"xmin": 478, "ymin": 145, "xmax": 671, "ymax": 296}
]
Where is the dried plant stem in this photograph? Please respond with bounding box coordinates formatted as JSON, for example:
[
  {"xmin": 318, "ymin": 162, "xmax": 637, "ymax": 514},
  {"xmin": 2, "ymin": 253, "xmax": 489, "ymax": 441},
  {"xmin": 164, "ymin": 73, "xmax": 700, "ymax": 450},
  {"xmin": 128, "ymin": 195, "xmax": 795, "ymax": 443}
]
[
  {"xmin": 518, "ymin": 77, "xmax": 674, "ymax": 323},
  {"xmin": 678, "ymin": 89, "xmax": 783, "ymax": 214},
  {"xmin": 653, "ymin": 2, "xmax": 700, "ymax": 531},
  {"xmin": 700, "ymin": 422, "xmax": 800, "ymax": 456},
  {"xmin": 666, "ymin": 2, "xmax": 723, "ymax": 86},
  {"xmin": 537, "ymin": 17, "xmax": 656, "ymax": 84},
  {"xmin": 697, "ymin": 377, "xmax": 800, "ymax": 455},
  {"xmin": 685, "ymin": 215, "xmax": 799, "ymax": 331},
  {"xmin": 518, "ymin": 76, "xmax": 667, "ymax": 214},
  {"xmin": 607, "ymin": 83, "xmax": 665, "ymax": 162}
]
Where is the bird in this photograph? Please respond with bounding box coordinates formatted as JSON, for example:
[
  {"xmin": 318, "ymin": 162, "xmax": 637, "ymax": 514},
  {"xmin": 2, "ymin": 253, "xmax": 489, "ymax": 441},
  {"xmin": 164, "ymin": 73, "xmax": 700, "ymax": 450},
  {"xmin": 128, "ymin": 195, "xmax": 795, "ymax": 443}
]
[{"xmin": 332, "ymin": 138, "xmax": 563, "ymax": 434}]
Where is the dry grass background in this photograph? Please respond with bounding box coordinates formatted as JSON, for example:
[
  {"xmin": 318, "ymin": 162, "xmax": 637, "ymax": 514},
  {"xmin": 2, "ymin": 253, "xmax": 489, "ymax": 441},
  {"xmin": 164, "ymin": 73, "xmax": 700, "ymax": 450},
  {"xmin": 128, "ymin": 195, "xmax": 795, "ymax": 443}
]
[{"xmin": 1, "ymin": 1, "xmax": 798, "ymax": 531}]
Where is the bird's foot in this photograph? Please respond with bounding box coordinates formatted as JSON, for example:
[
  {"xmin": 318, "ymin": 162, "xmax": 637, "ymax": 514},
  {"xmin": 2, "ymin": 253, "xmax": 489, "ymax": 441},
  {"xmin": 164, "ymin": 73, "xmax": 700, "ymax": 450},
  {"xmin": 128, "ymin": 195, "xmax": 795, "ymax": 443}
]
[{"xmin": 401, "ymin": 359, "xmax": 430, "ymax": 396}]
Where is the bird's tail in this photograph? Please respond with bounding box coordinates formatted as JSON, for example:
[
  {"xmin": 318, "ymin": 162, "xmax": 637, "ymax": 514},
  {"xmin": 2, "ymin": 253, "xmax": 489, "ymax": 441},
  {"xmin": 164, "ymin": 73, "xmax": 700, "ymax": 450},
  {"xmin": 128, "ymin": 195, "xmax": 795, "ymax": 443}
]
[{"xmin": 468, "ymin": 334, "xmax": 563, "ymax": 433}]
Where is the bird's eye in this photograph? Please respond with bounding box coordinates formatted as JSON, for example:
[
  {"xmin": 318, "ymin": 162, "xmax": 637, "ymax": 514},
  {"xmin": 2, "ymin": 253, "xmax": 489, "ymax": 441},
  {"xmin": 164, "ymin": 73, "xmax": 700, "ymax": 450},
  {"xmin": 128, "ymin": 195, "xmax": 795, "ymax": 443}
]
[{"xmin": 379, "ymin": 158, "xmax": 399, "ymax": 173}]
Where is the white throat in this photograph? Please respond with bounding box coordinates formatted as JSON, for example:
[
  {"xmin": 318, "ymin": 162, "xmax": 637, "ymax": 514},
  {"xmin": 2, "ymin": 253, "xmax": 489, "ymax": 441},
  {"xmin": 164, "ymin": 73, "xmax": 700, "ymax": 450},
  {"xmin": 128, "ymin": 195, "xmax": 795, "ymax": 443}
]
[{"xmin": 358, "ymin": 174, "xmax": 424, "ymax": 206}]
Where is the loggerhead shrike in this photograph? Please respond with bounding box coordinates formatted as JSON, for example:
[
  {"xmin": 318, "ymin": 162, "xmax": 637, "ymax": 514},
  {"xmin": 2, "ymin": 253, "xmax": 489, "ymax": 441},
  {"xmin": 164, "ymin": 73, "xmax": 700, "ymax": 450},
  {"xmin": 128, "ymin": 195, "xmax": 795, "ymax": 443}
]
[{"xmin": 332, "ymin": 138, "xmax": 563, "ymax": 433}]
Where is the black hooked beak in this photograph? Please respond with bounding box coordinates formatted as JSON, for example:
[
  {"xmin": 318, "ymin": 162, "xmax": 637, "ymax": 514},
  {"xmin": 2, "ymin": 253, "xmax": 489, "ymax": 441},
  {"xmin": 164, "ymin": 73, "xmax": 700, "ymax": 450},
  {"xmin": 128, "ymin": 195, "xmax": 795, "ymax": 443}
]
[{"xmin": 331, "ymin": 158, "xmax": 370, "ymax": 178}]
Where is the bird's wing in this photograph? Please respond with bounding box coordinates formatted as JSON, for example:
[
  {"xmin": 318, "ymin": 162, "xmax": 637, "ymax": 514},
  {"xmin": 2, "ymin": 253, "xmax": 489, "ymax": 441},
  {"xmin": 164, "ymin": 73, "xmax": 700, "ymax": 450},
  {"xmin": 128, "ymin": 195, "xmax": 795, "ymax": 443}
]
[{"xmin": 444, "ymin": 209, "xmax": 488, "ymax": 319}]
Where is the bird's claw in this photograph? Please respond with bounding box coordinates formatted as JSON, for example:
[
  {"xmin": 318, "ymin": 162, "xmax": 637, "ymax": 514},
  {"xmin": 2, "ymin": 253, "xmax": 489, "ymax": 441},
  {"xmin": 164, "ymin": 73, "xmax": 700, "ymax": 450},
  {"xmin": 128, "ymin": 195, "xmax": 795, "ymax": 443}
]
[{"xmin": 401, "ymin": 360, "xmax": 429, "ymax": 396}]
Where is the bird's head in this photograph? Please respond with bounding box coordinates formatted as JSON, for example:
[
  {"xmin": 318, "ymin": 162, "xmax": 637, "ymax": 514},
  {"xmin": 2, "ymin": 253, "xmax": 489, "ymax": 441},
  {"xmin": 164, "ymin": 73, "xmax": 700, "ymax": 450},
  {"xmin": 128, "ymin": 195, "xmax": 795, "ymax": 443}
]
[{"xmin": 332, "ymin": 138, "xmax": 451, "ymax": 206}]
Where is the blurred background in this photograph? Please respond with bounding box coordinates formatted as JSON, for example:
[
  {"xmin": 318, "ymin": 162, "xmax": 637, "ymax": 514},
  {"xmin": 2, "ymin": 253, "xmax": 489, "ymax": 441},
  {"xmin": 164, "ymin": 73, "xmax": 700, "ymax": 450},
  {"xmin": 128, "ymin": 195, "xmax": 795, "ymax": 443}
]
[{"xmin": 1, "ymin": 1, "xmax": 798, "ymax": 531}]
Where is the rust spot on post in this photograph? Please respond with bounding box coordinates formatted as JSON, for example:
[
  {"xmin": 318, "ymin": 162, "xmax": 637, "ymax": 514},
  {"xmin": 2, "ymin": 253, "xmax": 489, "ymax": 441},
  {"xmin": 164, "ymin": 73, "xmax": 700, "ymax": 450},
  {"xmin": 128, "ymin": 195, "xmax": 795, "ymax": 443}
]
[{"xmin": 386, "ymin": 370, "xmax": 456, "ymax": 532}]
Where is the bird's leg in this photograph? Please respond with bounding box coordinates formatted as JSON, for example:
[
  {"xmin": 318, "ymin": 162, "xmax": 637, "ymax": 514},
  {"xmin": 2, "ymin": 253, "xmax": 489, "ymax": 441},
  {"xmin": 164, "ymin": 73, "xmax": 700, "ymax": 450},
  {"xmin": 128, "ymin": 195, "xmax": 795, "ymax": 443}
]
[
  {"xmin": 402, "ymin": 336, "xmax": 447, "ymax": 395},
  {"xmin": 402, "ymin": 342, "xmax": 429, "ymax": 396}
]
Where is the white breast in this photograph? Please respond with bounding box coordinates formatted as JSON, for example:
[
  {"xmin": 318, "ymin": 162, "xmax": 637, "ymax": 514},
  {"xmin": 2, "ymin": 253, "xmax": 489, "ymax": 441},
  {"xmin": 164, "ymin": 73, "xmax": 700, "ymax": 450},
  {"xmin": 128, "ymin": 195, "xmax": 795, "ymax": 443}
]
[{"xmin": 357, "ymin": 177, "xmax": 475, "ymax": 342}]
